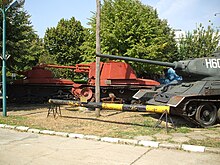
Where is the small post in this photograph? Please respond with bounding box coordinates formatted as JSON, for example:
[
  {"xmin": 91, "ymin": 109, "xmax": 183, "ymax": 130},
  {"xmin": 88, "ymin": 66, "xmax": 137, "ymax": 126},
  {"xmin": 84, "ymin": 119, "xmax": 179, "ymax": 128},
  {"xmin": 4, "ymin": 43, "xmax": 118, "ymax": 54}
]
[{"xmin": 95, "ymin": 0, "xmax": 101, "ymax": 117}]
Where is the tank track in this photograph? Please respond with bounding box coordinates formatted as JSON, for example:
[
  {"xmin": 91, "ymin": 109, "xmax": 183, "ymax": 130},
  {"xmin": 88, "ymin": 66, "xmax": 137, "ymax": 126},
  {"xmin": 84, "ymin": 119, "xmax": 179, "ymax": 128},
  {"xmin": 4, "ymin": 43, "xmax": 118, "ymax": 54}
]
[{"xmin": 180, "ymin": 98, "xmax": 220, "ymax": 127}]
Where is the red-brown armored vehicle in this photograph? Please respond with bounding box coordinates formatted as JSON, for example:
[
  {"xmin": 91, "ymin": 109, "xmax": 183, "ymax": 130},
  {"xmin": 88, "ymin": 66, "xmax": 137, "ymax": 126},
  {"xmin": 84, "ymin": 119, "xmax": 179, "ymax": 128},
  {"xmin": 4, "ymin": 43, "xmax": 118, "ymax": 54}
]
[{"xmin": 8, "ymin": 61, "xmax": 159, "ymax": 103}]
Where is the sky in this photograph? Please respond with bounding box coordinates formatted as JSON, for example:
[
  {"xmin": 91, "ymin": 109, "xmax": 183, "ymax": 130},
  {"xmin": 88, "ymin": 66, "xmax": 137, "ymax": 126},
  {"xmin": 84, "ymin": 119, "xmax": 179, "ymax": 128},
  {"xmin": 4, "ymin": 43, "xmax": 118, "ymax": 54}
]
[{"xmin": 24, "ymin": 0, "xmax": 220, "ymax": 38}]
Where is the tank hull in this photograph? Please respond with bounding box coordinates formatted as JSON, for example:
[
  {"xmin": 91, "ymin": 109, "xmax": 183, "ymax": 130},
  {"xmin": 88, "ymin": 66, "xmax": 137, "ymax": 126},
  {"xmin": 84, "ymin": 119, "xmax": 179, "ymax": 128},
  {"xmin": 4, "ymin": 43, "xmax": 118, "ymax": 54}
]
[
  {"xmin": 143, "ymin": 80, "xmax": 220, "ymax": 126},
  {"xmin": 7, "ymin": 84, "xmax": 74, "ymax": 103}
]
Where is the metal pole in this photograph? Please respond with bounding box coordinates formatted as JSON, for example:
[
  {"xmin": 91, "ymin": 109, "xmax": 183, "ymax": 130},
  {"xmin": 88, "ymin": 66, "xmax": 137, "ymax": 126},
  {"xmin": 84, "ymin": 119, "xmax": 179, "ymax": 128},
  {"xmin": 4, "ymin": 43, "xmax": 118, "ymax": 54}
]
[
  {"xmin": 95, "ymin": 0, "xmax": 101, "ymax": 117},
  {"xmin": 48, "ymin": 99, "xmax": 171, "ymax": 114},
  {"xmin": 0, "ymin": 7, "xmax": 7, "ymax": 117},
  {"xmin": 0, "ymin": 0, "xmax": 24, "ymax": 117}
]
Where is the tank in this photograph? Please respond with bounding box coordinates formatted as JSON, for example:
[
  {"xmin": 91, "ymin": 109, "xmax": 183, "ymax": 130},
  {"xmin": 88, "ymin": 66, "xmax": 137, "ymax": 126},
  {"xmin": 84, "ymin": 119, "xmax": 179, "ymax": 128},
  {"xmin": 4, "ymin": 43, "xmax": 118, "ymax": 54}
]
[
  {"xmin": 96, "ymin": 53, "xmax": 220, "ymax": 127},
  {"xmin": 73, "ymin": 61, "xmax": 159, "ymax": 102},
  {"xmin": 8, "ymin": 62, "xmax": 159, "ymax": 103},
  {"xmin": 7, "ymin": 65, "xmax": 75, "ymax": 103}
]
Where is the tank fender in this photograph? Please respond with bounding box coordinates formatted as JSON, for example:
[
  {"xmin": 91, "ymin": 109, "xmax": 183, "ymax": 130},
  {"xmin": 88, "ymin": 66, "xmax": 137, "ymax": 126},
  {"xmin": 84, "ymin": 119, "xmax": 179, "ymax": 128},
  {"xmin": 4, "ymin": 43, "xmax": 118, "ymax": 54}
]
[{"xmin": 167, "ymin": 96, "xmax": 185, "ymax": 107}]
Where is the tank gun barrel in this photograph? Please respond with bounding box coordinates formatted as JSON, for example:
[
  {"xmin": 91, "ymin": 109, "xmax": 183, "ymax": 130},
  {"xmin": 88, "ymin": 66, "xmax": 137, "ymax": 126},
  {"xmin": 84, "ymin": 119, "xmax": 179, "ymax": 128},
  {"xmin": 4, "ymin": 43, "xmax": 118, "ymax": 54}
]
[
  {"xmin": 96, "ymin": 53, "xmax": 183, "ymax": 69},
  {"xmin": 97, "ymin": 53, "xmax": 220, "ymax": 80}
]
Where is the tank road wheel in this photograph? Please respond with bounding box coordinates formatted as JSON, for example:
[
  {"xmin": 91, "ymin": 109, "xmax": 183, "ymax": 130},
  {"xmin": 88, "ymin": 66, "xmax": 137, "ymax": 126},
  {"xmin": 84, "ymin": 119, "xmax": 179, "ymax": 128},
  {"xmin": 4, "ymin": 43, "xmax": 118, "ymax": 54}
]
[
  {"xmin": 195, "ymin": 103, "xmax": 217, "ymax": 127},
  {"xmin": 186, "ymin": 102, "xmax": 197, "ymax": 117},
  {"xmin": 80, "ymin": 87, "xmax": 93, "ymax": 101},
  {"xmin": 217, "ymin": 108, "xmax": 220, "ymax": 122}
]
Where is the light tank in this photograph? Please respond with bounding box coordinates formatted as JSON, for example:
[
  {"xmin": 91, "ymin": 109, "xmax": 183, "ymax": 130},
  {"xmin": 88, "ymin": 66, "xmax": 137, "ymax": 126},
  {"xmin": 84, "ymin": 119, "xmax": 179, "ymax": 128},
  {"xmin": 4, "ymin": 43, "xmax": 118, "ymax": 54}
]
[{"xmin": 96, "ymin": 52, "xmax": 220, "ymax": 127}]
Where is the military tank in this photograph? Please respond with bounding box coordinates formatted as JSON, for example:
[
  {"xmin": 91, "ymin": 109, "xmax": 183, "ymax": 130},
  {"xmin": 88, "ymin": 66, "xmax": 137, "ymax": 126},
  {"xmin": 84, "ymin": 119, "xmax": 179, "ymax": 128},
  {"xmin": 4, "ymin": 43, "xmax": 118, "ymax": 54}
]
[{"xmin": 96, "ymin": 53, "xmax": 220, "ymax": 127}]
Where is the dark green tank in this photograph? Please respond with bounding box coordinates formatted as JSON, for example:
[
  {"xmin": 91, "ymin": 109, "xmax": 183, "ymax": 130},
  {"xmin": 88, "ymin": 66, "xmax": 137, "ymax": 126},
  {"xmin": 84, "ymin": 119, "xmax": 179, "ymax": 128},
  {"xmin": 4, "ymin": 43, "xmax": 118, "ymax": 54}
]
[{"xmin": 97, "ymin": 53, "xmax": 220, "ymax": 127}]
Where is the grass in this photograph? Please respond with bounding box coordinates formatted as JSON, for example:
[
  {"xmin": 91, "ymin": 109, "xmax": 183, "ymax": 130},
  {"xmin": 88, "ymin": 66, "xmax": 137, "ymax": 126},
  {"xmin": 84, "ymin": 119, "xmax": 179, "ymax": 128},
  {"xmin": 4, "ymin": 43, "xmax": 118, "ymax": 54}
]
[
  {"xmin": 104, "ymin": 127, "xmax": 160, "ymax": 139},
  {"xmin": 0, "ymin": 116, "xmax": 28, "ymax": 126},
  {"xmin": 187, "ymin": 139, "xmax": 220, "ymax": 148},
  {"xmin": 0, "ymin": 115, "xmax": 47, "ymax": 130},
  {"xmin": 0, "ymin": 107, "xmax": 220, "ymax": 148},
  {"xmin": 169, "ymin": 127, "xmax": 192, "ymax": 134}
]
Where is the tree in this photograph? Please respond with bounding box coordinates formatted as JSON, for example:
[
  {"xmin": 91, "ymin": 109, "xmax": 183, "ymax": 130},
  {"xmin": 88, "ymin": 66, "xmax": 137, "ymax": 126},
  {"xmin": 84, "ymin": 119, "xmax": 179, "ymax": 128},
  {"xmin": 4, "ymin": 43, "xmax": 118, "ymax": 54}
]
[
  {"xmin": 177, "ymin": 23, "xmax": 220, "ymax": 60},
  {"xmin": 0, "ymin": 0, "xmax": 43, "ymax": 74},
  {"xmin": 43, "ymin": 17, "xmax": 86, "ymax": 79},
  {"xmin": 44, "ymin": 17, "xmax": 85, "ymax": 66},
  {"xmin": 81, "ymin": 0, "xmax": 178, "ymax": 76}
]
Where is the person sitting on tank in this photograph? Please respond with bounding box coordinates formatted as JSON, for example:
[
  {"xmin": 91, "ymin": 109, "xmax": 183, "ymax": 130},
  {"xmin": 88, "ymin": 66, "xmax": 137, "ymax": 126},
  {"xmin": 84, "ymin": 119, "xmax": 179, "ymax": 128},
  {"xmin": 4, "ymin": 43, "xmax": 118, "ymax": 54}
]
[
  {"xmin": 162, "ymin": 67, "xmax": 182, "ymax": 84},
  {"xmin": 158, "ymin": 67, "xmax": 182, "ymax": 91},
  {"xmin": 158, "ymin": 67, "xmax": 182, "ymax": 84}
]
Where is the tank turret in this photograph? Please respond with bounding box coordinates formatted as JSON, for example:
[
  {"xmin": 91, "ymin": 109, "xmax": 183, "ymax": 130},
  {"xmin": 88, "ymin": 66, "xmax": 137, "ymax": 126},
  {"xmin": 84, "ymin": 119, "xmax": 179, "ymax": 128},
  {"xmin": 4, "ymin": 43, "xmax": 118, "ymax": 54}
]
[
  {"xmin": 97, "ymin": 53, "xmax": 220, "ymax": 127},
  {"xmin": 96, "ymin": 53, "xmax": 220, "ymax": 81}
]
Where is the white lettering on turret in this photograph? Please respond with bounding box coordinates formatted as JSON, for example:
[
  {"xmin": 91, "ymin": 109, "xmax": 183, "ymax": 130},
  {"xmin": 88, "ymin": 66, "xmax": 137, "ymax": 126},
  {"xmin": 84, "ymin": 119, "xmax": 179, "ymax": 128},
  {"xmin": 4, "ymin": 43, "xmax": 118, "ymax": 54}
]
[
  {"xmin": 205, "ymin": 59, "xmax": 220, "ymax": 68},
  {"xmin": 205, "ymin": 59, "xmax": 212, "ymax": 68},
  {"xmin": 217, "ymin": 59, "xmax": 220, "ymax": 68}
]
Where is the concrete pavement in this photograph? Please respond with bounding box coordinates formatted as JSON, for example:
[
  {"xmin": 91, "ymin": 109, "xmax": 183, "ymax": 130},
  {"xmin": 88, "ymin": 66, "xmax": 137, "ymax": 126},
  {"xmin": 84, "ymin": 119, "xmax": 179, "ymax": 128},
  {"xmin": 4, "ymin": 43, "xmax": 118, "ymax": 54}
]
[{"xmin": 0, "ymin": 128, "xmax": 219, "ymax": 165}]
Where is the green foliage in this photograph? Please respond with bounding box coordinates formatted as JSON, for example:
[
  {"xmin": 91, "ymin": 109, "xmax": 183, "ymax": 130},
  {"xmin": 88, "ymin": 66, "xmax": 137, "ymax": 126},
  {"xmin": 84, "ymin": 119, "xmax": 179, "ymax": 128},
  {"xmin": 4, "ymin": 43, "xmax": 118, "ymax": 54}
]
[
  {"xmin": 44, "ymin": 17, "xmax": 85, "ymax": 66},
  {"xmin": 177, "ymin": 23, "xmax": 220, "ymax": 60},
  {"xmin": 82, "ymin": 0, "xmax": 178, "ymax": 76},
  {"xmin": 0, "ymin": 1, "xmax": 43, "ymax": 74},
  {"xmin": 38, "ymin": 47, "xmax": 56, "ymax": 64},
  {"xmin": 44, "ymin": 17, "xmax": 85, "ymax": 79}
]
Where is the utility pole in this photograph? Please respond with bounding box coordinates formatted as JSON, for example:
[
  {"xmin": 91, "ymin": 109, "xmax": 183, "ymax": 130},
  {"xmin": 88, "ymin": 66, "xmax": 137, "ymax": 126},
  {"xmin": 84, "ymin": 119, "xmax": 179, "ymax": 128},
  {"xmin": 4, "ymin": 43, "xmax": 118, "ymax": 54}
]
[
  {"xmin": 95, "ymin": 0, "xmax": 101, "ymax": 117},
  {"xmin": 0, "ymin": 0, "xmax": 25, "ymax": 117}
]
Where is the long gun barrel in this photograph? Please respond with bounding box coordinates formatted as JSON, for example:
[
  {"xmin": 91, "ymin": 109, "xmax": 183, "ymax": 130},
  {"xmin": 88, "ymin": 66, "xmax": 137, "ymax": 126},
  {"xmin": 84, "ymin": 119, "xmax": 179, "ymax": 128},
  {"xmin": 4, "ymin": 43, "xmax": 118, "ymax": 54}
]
[
  {"xmin": 97, "ymin": 53, "xmax": 220, "ymax": 80},
  {"xmin": 96, "ymin": 53, "xmax": 183, "ymax": 69},
  {"xmin": 49, "ymin": 99, "xmax": 170, "ymax": 114}
]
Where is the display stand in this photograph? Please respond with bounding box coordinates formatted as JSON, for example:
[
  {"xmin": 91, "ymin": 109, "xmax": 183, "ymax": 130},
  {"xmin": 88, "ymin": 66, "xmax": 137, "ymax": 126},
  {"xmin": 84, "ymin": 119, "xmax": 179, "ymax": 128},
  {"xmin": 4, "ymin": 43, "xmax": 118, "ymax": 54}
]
[
  {"xmin": 154, "ymin": 110, "xmax": 176, "ymax": 133},
  {"xmin": 47, "ymin": 104, "xmax": 61, "ymax": 118}
]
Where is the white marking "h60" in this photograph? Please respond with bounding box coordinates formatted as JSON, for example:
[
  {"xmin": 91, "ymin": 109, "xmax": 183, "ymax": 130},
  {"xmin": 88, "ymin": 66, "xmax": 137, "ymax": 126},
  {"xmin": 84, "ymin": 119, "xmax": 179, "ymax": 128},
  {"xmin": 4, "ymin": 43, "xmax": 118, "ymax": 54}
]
[{"xmin": 205, "ymin": 59, "xmax": 220, "ymax": 68}]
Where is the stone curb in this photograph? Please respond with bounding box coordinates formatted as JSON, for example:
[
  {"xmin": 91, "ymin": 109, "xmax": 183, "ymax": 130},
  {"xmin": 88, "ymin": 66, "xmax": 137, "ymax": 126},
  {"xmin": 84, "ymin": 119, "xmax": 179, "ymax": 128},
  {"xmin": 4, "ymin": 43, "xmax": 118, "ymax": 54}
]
[
  {"xmin": 101, "ymin": 137, "xmax": 120, "ymax": 143},
  {"xmin": 0, "ymin": 124, "xmax": 219, "ymax": 154},
  {"xmin": 69, "ymin": 133, "xmax": 85, "ymax": 139},
  {"xmin": 138, "ymin": 140, "xmax": 160, "ymax": 148},
  {"xmin": 39, "ymin": 130, "xmax": 56, "ymax": 135},
  {"xmin": 15, "ymin": 126, "xmax": 29, "ymax": 132},
  {"xmin": 54, "ymin": 131, "xmax": 69, "ymax": 137},
  {"xmin": 182, "ymin": 144, "xmax": 205, "ymax": 152},
  {"xmin": 28, "ymin": 128, "xmax": 41, "ymax": 134},
  {"xmin": 84, "ymin": 135, "xmax": 101, "ymax": 141},
  {"xmin": 5, "ymin": 125, "xmax": 16, "ymax": 129},
  {"xmin": 159, "ymin": 143, "xmax": 181, "ymax": 150},
  {"xmin": 118, "ymin": 138, "xmax": 139, "ymax": 145}
]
